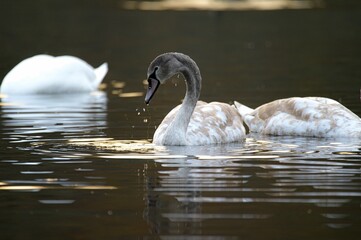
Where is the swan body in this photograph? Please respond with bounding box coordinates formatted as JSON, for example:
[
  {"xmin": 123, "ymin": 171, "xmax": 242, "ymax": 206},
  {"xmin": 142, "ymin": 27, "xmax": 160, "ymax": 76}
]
[
  {"xmin": 235, "ymin": 97, "xmax": 361, "ymax": 138},
  {"xmin": 145, "ymin": 52, "xmax": 245, "ymax": 145},
  {"xmin": 0, "ymin": 54, "xmax": 108, "ymax": 94}
]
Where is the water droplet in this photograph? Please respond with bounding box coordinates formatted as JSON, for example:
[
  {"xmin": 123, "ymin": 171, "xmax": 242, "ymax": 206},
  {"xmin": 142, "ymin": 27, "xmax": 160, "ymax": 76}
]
[
  {"xmin": 137, "ymin": 112, "xmax": 140, "ymax": 116},
  {"xmin": 142, "ymin": 108, "xmax": 146, "ymax": 112},
  {"xmin": 143, "ymin": 119, "xmax": 148, "ymax": 123}
]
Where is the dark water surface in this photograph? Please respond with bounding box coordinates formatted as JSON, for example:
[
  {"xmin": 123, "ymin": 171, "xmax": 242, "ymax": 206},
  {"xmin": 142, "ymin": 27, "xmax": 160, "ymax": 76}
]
[{"xmin": 1, "ymin": 1, "xmax": 361, "ymax": 239}]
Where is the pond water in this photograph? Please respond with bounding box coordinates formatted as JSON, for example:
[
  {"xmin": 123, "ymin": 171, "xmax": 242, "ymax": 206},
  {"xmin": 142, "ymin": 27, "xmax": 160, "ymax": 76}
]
[
  {"xmin": 1, "ymin": 1, "xmax": 361, "ymax": 239},
  {"xmin": 1, "ymin": 91, "xmax": 360, "ymax": 239}
]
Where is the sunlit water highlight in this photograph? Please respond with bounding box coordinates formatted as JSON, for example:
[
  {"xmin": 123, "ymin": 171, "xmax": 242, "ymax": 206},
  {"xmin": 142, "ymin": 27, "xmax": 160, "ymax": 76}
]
[{"xmin": 122, "ymin": 0, "xmax": 322, "ymax": 11}]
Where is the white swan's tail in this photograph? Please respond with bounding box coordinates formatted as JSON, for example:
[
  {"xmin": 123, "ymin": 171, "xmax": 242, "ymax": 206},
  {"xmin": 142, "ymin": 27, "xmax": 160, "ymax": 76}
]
[
  {"xmin": 94, "ymin": 62, "xmax": 108, "ymax": 87},
  {"xmin": 234, "ymin": 101, "xmax": 254, "ymax": 117}
]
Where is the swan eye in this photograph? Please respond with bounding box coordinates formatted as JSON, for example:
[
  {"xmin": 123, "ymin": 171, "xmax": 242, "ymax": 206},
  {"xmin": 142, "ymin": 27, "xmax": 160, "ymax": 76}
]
[{"xmin": 149, "ymin": 67, "xmax": 159, "ymax": 80}]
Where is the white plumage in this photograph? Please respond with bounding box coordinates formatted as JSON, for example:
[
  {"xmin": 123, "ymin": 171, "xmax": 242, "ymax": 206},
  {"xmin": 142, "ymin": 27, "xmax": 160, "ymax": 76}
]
[
  {"xmin": 0, "ymin": 54, "xmax": 108, "ymax": 94},
  {"xmin": 235, "ymin": 97, "xmax": 361, "ymax": 138},
  {"xmin": 153, "ymin": 101, "xmax": 245, "ymax": 145},
  {"xmin": 145, "ymin": 52, "xmax": 245, "ymax": 145}
]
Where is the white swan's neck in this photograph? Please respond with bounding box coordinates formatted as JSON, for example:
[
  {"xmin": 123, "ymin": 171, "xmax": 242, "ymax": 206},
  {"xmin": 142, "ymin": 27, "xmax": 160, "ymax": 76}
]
[{"xmin": 163, "ymin": 59, "xmax": 201, "ymax": 145}]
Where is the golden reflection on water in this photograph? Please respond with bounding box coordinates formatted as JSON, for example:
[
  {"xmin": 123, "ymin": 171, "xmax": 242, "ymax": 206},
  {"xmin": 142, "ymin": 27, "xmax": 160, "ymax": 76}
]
[
  {"xmin": 122, "ymin": 0, "xmax": 323, "ymax": 11},
  {"xmin": 104, "ymin": 80, "xmax": 144, "ymax": 98},
  {"xmin": 67, "ymin": 136, "xmax": 361, "ymax": 159},
  {"xmin": 68, "ymin": 138, "xmax": 164, "ymax": 154},
  {"xmin": 0, "ymin": 185, "xmax": 47, "ymax": 191},
  {"xmin": 0, "ymin": 184, "xmax": 117, "ymax": 191},
  {"xmin": 111, "ymin": 81, "xmax": 126, "ymax": 89},
  {"xmin": 118, "ymin": 92, "xmax": 144, "ymax": 98},
  {"xmin": 0, "ymin": 102, "xmax": 19, "ymax": 106},
  {"xmin": 97, "ymin": 83, "xmax": 107, "ymax": 90}
]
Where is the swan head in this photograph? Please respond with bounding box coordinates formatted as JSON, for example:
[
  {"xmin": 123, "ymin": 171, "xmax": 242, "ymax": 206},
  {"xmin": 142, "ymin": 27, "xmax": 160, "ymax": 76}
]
[{"xmin": 145, "ymin": 52, "xmax": 192, "ymax": 104}]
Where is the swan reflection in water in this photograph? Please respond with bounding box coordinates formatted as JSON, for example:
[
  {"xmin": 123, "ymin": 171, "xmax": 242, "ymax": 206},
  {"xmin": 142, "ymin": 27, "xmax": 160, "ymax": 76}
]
[
  {"xmin": 142, "ymin": 136, "xmax": 361, "ymax": 234},
  {"xmin": 0, "ymin": 92, "xmax": 107, "ymax": 140}
]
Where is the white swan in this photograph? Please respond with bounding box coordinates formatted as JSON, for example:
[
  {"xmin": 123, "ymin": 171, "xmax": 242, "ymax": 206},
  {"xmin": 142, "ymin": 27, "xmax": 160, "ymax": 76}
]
[
  {"xmin": 144, "ymin": 52, "xmax": 245, "ymax": 145},
  {"xmin": 235, "ymin": 97, "xmax": 361, "ymax": 138},
  {"xmin": 0, "ymin": 54, "xmax": 108, "ymax": 94}
]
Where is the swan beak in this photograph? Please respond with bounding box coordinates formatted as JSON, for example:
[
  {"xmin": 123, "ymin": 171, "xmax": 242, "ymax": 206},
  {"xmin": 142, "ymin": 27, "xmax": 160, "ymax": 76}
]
[{"xmin": 145, "ymin": 78, "xmax": 160, "ymax": 104}]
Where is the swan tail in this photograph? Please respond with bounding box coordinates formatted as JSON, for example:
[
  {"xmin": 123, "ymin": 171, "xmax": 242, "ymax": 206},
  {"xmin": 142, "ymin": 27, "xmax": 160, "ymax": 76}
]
[
  {"xmin": 234, "ymin": 101, "xmax": 254, "ymax": 117},
  {"xmin": 94, "ymin": 62, "xmax": 108, "ymax": 87}
]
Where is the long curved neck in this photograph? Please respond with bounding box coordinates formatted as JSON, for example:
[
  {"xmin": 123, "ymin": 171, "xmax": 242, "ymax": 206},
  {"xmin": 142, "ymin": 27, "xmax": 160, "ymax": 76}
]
[{"xmin": 163, "ymin": 58, "xmax": 201, "ymax": 145}]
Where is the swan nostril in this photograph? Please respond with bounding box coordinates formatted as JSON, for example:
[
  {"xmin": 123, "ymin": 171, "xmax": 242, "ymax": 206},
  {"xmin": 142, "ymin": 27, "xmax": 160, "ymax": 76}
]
[
  {"xmin": 148, "ymin": 79, "xmax": 153, "ymax": 89},
  {"xmin": 145, "ymin": 78, "xmax": 160, "ymax": 104}
]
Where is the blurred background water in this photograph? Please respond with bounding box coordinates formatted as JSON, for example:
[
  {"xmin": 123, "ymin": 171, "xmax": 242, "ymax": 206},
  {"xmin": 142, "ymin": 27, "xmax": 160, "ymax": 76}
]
[{"xmin": 0, "ymin": 0, "xmax": 360, "ymax": 239}]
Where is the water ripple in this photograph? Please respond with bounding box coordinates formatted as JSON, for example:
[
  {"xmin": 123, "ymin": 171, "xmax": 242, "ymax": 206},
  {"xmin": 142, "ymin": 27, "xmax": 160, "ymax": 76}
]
[{"xmin": 1, "ymin": 94, "xmax": 361, "ymax": 236}]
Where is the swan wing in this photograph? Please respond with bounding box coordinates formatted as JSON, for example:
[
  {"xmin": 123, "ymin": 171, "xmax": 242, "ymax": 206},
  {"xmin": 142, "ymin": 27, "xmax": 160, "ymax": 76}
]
[
  {"xmin": 246, "ymin": 97, "xmax": 361, "ymax": 137},
  {"xmin": 187, "ymin": 102, "xmax": 245, "ymax": 144},
  {"xmin": 154, "ymin": 101, "xmax": 245, "ymax": 145}
]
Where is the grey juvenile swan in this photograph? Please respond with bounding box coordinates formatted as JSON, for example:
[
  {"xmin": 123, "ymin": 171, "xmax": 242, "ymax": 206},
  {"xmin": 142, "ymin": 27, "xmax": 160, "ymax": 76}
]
[{"xmin": 144, "ymin": 52, "xmax": 245, "ymax": 145}]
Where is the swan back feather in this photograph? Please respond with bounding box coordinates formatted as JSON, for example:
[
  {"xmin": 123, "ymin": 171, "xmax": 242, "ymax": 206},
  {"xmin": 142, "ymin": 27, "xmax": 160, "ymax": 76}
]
[
  {"xmin": 235, "ymin": 97, "xmax": 361, "ymax": 138},
  {"xmin": 154, "ymin": 101, "xmax": 245, "ymax": 145}
]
